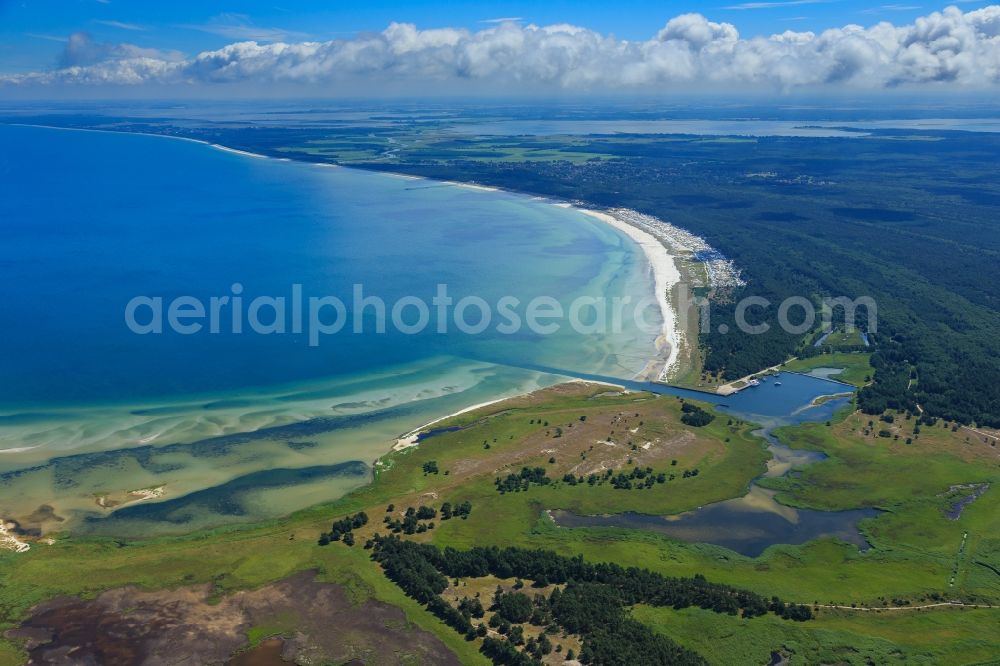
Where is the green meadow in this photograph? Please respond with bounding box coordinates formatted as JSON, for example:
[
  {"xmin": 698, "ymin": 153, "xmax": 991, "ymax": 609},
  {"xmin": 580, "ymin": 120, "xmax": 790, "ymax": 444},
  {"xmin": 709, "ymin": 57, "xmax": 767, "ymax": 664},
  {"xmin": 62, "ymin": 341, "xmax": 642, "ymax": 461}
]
[
  {"xmin": 2, "ymin": 375, "xmax": 999, "ymax": 664},
  {"xmin": 783, "ymin": 352, "xmax": 873, "ymax": 387}
]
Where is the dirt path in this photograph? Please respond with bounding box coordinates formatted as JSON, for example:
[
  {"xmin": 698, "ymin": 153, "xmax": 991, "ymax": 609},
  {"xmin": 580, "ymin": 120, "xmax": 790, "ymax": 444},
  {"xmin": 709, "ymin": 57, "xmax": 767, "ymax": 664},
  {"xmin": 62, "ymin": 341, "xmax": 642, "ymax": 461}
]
[{"xmin": 809, "ymin": 601, "xmax": 995, "ymax": 612}]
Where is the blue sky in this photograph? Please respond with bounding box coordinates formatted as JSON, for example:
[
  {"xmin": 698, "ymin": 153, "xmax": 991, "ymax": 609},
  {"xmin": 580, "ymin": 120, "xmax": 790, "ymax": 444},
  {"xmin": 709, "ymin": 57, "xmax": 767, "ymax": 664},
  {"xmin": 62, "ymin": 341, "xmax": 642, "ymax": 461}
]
[
  {"xmin": 2, "ymin": 0, "xmax": 995, "ymax": 74},
  {"xmin": 2, "ymin": 1, "xmax": 998, "ymax": 95}
]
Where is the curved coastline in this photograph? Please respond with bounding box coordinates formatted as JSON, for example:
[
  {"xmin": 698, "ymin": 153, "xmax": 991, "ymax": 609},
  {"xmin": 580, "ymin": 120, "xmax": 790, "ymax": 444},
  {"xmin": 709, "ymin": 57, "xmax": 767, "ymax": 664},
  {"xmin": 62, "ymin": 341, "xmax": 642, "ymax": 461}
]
[
  {"xmin": 574, "ymin": 207, "xmax": 682, "ymax": 381},
  {"xmin": 1, "ymin": 127, "xmax": 688, "ymax": 401},
  {"xmin": 0, "ymin": 126, "xmax": 669, "ymax": 381},
  {"xmin": 5, "ymin": 123, "xmax": 685, "ymax": 383},
  {"xmin": 0, "ymin": 123, "xmax": 688, "ymax": 539}
]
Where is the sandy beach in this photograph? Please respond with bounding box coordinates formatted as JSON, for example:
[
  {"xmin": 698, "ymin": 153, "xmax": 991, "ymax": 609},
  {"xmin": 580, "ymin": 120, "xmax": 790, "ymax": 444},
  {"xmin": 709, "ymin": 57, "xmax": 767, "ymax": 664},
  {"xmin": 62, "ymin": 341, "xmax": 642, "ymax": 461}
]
[
  {"xmin": 0, "ymin": 521, "xmax": 30, "ymax": 553},
  {"xmin": 210, "ymin": 144, "xmax": 268, "ymax": 159},
  {"xmin": 444, "ymin": 181, "xmax": 501, "ymax": 192},
  {"xmin": 393, "ymin": 396, "xmax": 511, "ymax": 451},
  {"xmin": 575, "ymin": 208, "xmax": 683, "ymax": 381}
]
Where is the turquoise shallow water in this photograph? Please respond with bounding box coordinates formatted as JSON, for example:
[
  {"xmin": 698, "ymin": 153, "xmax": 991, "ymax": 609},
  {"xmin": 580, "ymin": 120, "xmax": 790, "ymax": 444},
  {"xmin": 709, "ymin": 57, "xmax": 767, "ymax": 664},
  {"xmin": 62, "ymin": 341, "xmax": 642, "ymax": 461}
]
[{"xmin": 0, "ymin": 124, "xmax": 661, "ymax": 534}]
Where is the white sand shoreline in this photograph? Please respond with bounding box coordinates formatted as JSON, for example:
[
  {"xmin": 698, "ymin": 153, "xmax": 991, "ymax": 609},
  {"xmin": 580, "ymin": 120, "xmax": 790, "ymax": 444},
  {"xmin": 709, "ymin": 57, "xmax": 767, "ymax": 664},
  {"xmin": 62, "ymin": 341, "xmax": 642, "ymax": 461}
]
[
  {"xmin": 574, "ymin": 208, "xmax": 682, "ymax": 382},
  {"xmin": 389, "ymin": 379, "xmax": 623, "ymax": 454},
  {"xmin": 210, "ymin": 144, "xmax": 267, "ymax": 159},
  {"xmin": 443, "ymin": 180, "xmax": 500, "ymax": 192},
  {"xmin": 0, "ymin": 521, "xmax": 30, "ymax": 553},
  {"xmin": 392, "ymin": 396, "xmax": 511, "ymax": 451}
]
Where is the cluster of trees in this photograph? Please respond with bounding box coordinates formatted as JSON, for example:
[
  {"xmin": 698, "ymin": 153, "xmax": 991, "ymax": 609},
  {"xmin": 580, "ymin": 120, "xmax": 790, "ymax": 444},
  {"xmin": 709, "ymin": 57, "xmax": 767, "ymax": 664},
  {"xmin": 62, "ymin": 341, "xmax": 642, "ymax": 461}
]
[
  {"xmin": 373, "ymin": 535, "xmax": 450, "ymax": 603},
  {"xmin": 317, "ymin": 511, "xmax": 368, "ymax": 546},
  {"xmin": 422, "ymin": 460, "xmax": 440, "ymax": 474},
  {"xmin": 496, "ymin": 467, "xmax": 551, "ymax": 493},
  {"xmin": 370, "ymin": 536, "xmax": 811, "ymax": 665},
  {"xmin": 508, "ymin": 465, "xmax": 697, "ymax": 493},
  {"xmin": 487, "ymin": 589, "xmax": 571, "ymax": 660},
  {"xmin": 394, "ymin": 541, "xmax": 811, "ymax": 619},
  {"xmin": 458, "ymin": 596, "xmax": 486, "ymax": 618},
  {"xmin": 485, "ymin": 583, "xmax": 706, "ymax": 664},
  {"xmin": 770, "ymin": 597, "xmax": 814, "ymax": 621},
  {"xmin": 440, "ymin": 500, "xmax": 473, "ymax": 520},
  {"xmin": 494, "ymin": 590, "xmax": 536, "ymax": 624},
  {"xmin": 564, "ymin": 467, "xmax": 676, "ymax": 489},
  {"xmin": 610, "ymin": 466, "xmax": 668, "ymax": 490},
  {"xmin": 699, "ymin": 295, "xmax": 801, "ymax": 383},
  {"xmin": 376, "ymin": 502, "xmax": 474, "ymax": 536},
  {"xmin": 551, "ymin": 584, "xmax": 706, "ymax": 665},
  {"xmin": 856, "ymin": 348, "xmax": 917, "ymax": 415},
  {"xmin": 680, "ymin": 403, "xmax": 715, "ymax": 428},
  {"xmin": 384, "ymin": 505, "xmax": 436, "ymax": 535},
  {"xmin": 800, "ymin": 342, "xmax": 869, "ymax": 357},
  {"xmin": 480, "ymin": 636, "xmax": 539, "ymax": 666}
]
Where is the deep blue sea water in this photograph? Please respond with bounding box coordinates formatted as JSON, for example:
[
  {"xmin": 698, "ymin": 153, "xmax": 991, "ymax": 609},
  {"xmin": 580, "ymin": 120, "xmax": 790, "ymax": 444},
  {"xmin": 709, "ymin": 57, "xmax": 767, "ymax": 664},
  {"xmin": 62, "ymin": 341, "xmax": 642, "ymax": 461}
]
[
  {"xmin": 0, "ymin": 124, "xmax": 655, "ymax": 408},
  {"xmin": 0, "ymin": 123, "xmax": 663, "ymax": 532}
]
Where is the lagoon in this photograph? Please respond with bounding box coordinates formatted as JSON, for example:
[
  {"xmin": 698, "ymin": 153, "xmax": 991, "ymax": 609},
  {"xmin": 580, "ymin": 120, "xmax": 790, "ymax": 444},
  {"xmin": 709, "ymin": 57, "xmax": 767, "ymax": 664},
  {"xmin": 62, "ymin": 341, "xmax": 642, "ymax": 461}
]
[{"xmin": 548, "ymin": 371, "xmax": 879, "ymax": 557}]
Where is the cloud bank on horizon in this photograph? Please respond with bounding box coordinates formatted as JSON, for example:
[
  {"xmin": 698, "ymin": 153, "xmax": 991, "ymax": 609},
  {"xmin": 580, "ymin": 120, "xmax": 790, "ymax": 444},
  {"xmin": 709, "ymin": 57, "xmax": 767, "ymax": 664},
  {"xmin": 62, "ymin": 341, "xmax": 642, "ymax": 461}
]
[{"xmin": 4, "ymin": 5, "xmax": 1000, "ymax": 92}]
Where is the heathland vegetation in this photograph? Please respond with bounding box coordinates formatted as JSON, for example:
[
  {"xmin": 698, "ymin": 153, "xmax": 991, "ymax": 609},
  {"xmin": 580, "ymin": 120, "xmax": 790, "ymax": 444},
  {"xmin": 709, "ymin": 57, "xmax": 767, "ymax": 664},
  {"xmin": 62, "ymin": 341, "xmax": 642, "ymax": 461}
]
[{"xmin": 2, "ymin": 378, "xmax": 999, "ymax": 663}]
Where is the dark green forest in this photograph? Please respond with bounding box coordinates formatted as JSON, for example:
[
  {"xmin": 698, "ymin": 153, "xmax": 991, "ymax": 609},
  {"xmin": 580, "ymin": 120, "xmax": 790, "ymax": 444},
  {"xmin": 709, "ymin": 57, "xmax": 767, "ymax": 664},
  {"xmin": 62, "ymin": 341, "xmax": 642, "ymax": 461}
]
[{"xmin": 370, "ymin": 536, "xmax": 810, "ymax": 665}]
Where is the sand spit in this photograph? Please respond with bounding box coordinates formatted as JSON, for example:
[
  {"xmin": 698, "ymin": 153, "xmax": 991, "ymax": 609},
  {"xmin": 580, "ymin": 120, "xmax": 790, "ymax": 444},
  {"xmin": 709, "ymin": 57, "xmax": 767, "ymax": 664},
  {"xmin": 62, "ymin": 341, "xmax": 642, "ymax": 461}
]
[
  {"xmin": 393, "ymin": 397, "xmax": 510, "ymax": 451},
  {"xmin": 95, "ymin": 485, "xmax": 166, "ymax": 510}
]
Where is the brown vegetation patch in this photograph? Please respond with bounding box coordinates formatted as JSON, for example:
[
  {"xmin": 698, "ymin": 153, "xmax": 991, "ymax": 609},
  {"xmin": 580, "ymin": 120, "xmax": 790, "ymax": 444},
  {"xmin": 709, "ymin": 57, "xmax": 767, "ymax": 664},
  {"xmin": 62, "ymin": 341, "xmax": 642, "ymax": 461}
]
[
  {"xmin": 441, "ymin": 397, "xmax": 716, "ymax": 486},
  {"xmin": 7, "ymin": 571, "xmax": 459, "ymax": 665}
]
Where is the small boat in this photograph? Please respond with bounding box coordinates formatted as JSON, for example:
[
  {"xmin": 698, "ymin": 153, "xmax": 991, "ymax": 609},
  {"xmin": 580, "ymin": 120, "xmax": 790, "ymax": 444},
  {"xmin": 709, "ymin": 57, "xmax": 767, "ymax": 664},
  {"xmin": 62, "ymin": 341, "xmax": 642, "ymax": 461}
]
[{"xmin": 774, "ymin": 382, "xmax": 782, "ymax": 387}]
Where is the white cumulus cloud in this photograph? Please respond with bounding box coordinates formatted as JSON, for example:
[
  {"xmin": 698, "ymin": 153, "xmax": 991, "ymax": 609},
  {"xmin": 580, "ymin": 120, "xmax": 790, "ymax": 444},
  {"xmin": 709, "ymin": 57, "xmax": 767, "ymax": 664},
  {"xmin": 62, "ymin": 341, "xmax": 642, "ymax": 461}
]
[{"xmin": 4, "ymin": 6, "xmax": 1000, "ymax": 91}]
